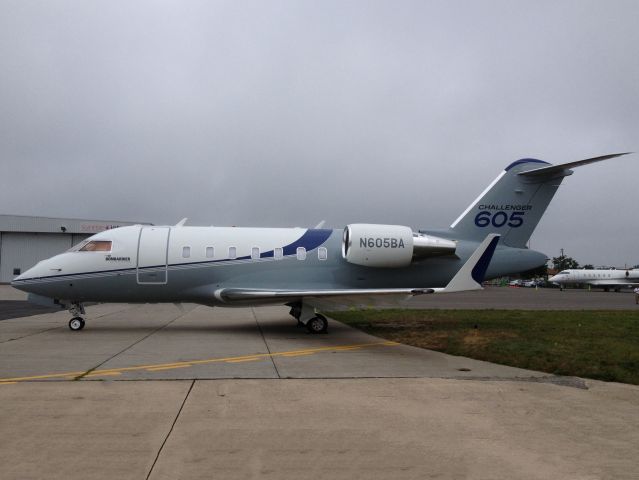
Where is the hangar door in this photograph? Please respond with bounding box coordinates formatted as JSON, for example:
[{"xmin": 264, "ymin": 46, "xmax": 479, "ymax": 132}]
[
  {"xmin": 0, "ymin": 233, "xmax": 72, "ymax": 283},
  {"xmin": 137, "ymin": 227, "xmax": 169, "ymax": 284}
]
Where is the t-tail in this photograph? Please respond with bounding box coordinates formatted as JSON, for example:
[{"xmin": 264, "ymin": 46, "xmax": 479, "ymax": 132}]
[{"xmin": 448, "ymin": 153, "xmax": 631, "ymax": 248}]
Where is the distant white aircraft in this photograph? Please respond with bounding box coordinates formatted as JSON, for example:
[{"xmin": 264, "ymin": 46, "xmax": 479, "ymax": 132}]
[{"xmin": 549, "ymin": 269, "xmax": 639, "ymax": 291}]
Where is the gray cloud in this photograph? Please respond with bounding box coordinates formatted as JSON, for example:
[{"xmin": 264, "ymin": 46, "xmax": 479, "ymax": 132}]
[{"xmin": 1, "ymin": 0, "xmax": 638, "ymax": 266}]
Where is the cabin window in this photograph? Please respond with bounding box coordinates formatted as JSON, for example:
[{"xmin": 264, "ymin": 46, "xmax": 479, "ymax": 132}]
[
  {"xmin": 274, "ymin": 247, "xmax": 283, "ymax": 260},
  {"xmin": 182, "ymin": 246, "xmax": 191, "ymax": 258},
  {"xmin": 318, "ymin": 247, "xmax": 327, "ymax": 261},
  {"xmin": 206, "ymin": 246, "xmax": 214, "ymax": 258},
  {"xmin": 296, "ymin": 247, "xmax": 306, "ymax": 260},
  {"xmin": 79, "ymin": 240, "xmax": 112, "ymax": 252},
  {"xmin": 228, "ymin": 246, "xmax": 237, "ymax": 259},
  {"xmin": 251, "ymin": 247, "xmax": 260, "ymax": 260}
]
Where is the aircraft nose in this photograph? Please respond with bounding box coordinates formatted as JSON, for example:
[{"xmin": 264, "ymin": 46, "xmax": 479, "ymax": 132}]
[
  {"xmin": 10, "ymin": 264, "xmax": 44, "ymax": 293},
  {"xmin": 12, "ymin": 266, "xmax": 32, "ymax": 284}
]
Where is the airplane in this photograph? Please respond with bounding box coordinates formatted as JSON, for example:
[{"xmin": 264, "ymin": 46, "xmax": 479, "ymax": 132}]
[
  {"xmin": 549, "ymin": 268, "xmax": 639, "ymax": 291},
  {"xmin": 11, "ymin": 152, "xmax": 631, "ymax": 333}
]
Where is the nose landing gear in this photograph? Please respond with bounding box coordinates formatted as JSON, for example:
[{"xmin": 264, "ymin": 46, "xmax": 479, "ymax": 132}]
[
  {"xmin": 69, "ymin": 317, "xmax": 85, "ymax": 331},
  {"xmin": 67, "ymin": 303, "xmax": 86, "ymax": 331}
]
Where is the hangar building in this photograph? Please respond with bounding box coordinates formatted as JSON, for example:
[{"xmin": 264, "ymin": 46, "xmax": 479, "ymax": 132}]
[{"xmin": 0, "ymin": 215, "xmax": 148, "ymax": 283}]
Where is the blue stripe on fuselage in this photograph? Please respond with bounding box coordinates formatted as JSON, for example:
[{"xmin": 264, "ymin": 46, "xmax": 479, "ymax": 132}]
[{"xmin": 263, "ymin": 228, "xmax": 333, "ymax": 258}]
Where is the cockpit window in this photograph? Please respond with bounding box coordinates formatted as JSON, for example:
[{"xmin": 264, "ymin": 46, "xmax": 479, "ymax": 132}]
[
  {"xmin": 79, "ymin": 240, "xmax": 112, "ymax": 252},
  {"xmin": 558, "ymin": 271, "xmax": 569, "ymax": 275},
  {"xmin": 67, "ymin": 240, "xmax": 89, "ymax": 252}
]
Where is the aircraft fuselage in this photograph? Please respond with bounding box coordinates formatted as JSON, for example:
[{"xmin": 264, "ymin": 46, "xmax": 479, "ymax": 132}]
[{"xmin": 12, "ymin": 225, "xmax": 545, "ymax": 307}]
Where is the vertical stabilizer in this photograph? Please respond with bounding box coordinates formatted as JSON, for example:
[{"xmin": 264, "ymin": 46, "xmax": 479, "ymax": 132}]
[{"xmin": 449, "ymin": 153, "xmax": 630, "ymax": 248}]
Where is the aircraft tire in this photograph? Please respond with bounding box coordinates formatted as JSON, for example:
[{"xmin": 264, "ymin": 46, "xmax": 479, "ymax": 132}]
[
  {"xmin": 306, "ymin": 315, "xmax": 328, "ymax": 334},
  {"xmin": 69, "ymin": 317, "xmax": 85, "ymax": 331}
]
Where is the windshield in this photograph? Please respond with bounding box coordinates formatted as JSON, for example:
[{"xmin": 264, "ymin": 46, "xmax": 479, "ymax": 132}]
[
  {"xmin": 80, "ymin": 240, "xmax": 112, "ymax": 252},
  {"xmin": 67, "ymin": 240, "xmax": 112, "ymax": 252},
  {"xmin": 67, "ymin": 240, "xmax": 89, "ymax": 252}
]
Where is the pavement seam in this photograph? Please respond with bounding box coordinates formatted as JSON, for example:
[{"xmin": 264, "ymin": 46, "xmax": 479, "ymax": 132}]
[
  {"xmin": 146, "ymin": 379, "xmax": 195, "ymax": 480},
  {"xmin": 0, "ymin": 304, "xmax": 140, "ymax": 344},
  {"xmin": 74, "ymin": 307, "xmax": 189, "ymax": 381},
  {"xmin": 251, "ymin": 307, "xmax": 281, "ymax": 379},
  {"xmin": 1, "ymin": 325, "xmax": 62, "ymax": 344}
]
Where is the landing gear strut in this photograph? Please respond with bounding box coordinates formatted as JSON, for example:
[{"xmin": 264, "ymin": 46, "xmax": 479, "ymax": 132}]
[
  {"xmin": 68, "ymin": 303, "xmax": 86, "ymax": 331},
  {"xmin": 289, "ymin": 304, "xmax": 304, "ymax": 328}
]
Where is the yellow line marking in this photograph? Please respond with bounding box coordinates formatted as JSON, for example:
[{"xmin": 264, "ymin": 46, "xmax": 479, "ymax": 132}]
[
  {"xmin": 0, "ymin": 382, "xmax": 18, "ymax": 385},
  {"xmin": 147, "ymin": 364, "xmax": 192, "ymax": 372},
  {"xmin": 84, "ymin": 371, "xmax": 122, "ymax": 378},
  {"xmin": 226, "ymin": 357, "xmax": 262, "ymax": 363},
  {"xmin": 0, "ymin": 341, "xmax": 400, "ymax": 384}
]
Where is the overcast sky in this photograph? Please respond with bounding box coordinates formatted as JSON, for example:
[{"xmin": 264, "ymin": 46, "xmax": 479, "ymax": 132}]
[{"xmin": 1, "ymin": 0, "xmax": 638, "ymax": 266}]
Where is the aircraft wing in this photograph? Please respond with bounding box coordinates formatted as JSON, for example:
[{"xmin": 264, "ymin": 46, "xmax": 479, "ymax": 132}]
[{"xmin": 214, "ymin": 234, "xmax": 500, "ymax": 305}]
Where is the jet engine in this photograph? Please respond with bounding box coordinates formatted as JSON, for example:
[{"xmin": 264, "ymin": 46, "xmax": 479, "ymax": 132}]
[{"xmin": 342, "ymin": 224, "xmax": 456, "ymax": 268}]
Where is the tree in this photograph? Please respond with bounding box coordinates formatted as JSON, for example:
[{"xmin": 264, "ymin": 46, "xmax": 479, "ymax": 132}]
[
  {"xmin": 521, "ymin": 264, "xmax": 548, "ymax": 279},
  {"xmin": 582, "ymin": 264, "xmax": 594, "ymax": 270},
  {"xmin": 552, "ymin": 255, "xmax": 579, "ymax": 271}
]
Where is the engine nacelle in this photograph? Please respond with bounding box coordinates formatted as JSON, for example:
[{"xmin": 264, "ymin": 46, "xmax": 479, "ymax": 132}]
[{"xmin": 342, "ymin": 224, "xmax": 456, "ymax": 268}]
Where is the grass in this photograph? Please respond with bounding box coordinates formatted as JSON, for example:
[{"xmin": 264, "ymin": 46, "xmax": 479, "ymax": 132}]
[{"xmin": 329, "ymin": 309, "xmax": 639, "ymax": 385}]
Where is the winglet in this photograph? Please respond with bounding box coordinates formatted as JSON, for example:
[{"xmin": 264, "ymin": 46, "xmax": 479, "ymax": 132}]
[{"xmin": 442, "ymin": 234, "xmax": 500, "ymax": 293}]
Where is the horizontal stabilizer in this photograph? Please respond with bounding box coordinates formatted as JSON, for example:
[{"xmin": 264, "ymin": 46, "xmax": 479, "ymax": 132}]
[{"xmin": 519, "ymin": 152, "xmax": 632, "ymax": 177}]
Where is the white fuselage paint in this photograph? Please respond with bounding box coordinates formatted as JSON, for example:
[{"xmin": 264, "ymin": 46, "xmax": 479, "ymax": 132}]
[
  {"xmin": 549, "ymin": 269, "xmax": 639, "ymax": 287},
  {"xmin": 14, "ymin": 225, "xmax": 318, "ymax": 282}
]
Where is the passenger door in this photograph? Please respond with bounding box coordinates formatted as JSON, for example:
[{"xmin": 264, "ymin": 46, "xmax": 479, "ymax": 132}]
[{"xmin": 137, "ymin": 227, "xmax": 170, "ymax": 284}]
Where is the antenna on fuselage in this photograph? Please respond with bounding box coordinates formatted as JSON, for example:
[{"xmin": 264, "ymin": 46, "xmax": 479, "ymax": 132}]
[
  {"xmin": 175, "ymin": 218, "xmax": 188, "ymax": 227},
  {"xmin": 314, "ymin": 220, "xmax": 326, "ymax": 229}
]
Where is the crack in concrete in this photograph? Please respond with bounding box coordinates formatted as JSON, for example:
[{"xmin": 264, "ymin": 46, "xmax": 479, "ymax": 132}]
[
  {"xmin": 252, "ymin": 307, "xmax": 282, "ymax": 379},
  {"xmin": 146, "ymin": 379, "xmax": 195, "ymax": 480},
  {"xmin": 74, "ymin": 307, "xmax": 189, "ymax": 381},
  {"xmin": 0, "ymin": 304, "xmax": 138, "ymax": 344}
]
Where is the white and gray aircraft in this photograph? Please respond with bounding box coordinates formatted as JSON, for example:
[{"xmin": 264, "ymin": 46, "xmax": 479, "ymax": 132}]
[
  {"xmin": 12, "ymin": 153, "xmax": 630, "ymax": 333},
  {"xmin": 550, "ymin": 268, "xmax": 639, "ymax": 291}
]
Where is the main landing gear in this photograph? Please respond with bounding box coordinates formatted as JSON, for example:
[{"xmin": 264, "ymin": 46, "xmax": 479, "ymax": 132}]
[
  {"xmin": 289, "ymin": 302, "xmax": 328, "ymax": 334},
  {"xmin": 306, "ymin": 314, "xmax": 328, "ymax": 334},
  {"xmin": 67, "ymin": 303, "xmax": 86, "ymax": 331}
]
